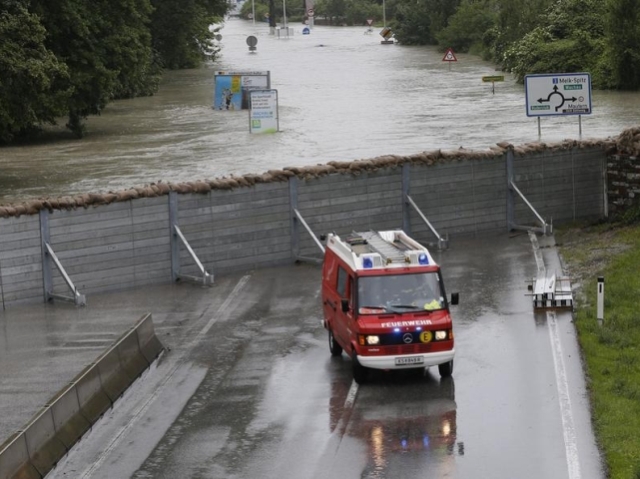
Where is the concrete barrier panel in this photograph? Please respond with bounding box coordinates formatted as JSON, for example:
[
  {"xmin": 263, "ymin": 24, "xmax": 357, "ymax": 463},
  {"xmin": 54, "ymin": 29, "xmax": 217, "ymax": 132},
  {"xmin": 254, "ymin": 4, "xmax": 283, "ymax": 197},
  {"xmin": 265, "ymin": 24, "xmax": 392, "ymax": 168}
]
[
  {"xmin": 23, "ymin": 409, "xmax": 67, "ymax": 477},
  {"xmin": 116, "ymin": 329, "xmax": 149, "ymax": 381},
  {"xmin": 96, "ymin": 347, "xmax": 131, "ymax": 403},
  {"xmin": 75, "ymin": 366, "xmax": 112, "ymax": 425},
  {"xmin": 0, "ymin": 432, "xmax": 40, "ymax": 479},
  {"xmin": 134, "ymin": 314, "xmax": 164, "ymax": 364},
  {"xmin": 48, "ymin": 384, "xmax": 91, "ymax": 450}
]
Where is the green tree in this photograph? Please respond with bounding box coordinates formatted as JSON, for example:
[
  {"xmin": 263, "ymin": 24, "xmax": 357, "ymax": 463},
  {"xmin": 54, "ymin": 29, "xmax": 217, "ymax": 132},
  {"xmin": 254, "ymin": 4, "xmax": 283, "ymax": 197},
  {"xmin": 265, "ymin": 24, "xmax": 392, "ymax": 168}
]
[
  {"xmin": 489, "ymin": 0, "xmax": 551, "ymax": 61},
  {"xmin": 436, "ymin": 0, "xmax": 498, "ymax": 54},
  {"xmin": 150, "ymin": 0, "xmax": 229, "ymax": 69},
  {"xmin": 315, "ymin": 0, "xmax": 347, "ymax": 24},
  {"xmin": 393, "ymin": 0, "xmax": 460, "ymax": 45},
  {"xmin": 93, "ymin": 0, "xmax": 161, "ymax": 99},
  {"xmin": 502, "ymin": 0, "xmax": 608, "ymax": 85},
  {"xmin": 606, "ymin": 0, "xmax": 640, "ymax": 89},
  {"xmin": 0, "ymin": 1, "xmax": 70, "ymax": 142},
  {"xmin": 344, "ymin": 0, "xmax": 380, "ymax": 26},
  {"xmin": 30, "ymin": 0, "xmax": 159, "ymax": 136}
]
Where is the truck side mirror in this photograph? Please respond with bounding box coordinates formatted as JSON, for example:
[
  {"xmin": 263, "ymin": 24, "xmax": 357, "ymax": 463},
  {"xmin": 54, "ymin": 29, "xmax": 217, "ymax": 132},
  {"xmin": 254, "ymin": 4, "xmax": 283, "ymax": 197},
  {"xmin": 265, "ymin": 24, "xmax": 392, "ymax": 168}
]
[
  {"xmin": 341, "ymin": 298, "xmax": 349, "ymax": 313},
  {"xmin": 450, "ymin": 293, "xmax": 459, "ymax": 305}
]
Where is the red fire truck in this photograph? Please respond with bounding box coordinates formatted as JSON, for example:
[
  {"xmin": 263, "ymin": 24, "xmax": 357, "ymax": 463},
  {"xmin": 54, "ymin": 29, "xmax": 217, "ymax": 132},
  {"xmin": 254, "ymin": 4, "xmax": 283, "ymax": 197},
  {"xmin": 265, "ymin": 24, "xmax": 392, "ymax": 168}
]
[{"xmin": 322, "ymin": 230, "xmax": 458, "ymax": 384}]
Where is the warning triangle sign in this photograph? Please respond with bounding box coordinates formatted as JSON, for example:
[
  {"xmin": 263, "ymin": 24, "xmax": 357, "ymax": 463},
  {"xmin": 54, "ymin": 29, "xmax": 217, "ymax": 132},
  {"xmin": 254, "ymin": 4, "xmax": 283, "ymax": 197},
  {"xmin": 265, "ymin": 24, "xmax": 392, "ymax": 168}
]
[{"xmin": 442, "ymin": 48, "xmax": 457, "ymax": 62}]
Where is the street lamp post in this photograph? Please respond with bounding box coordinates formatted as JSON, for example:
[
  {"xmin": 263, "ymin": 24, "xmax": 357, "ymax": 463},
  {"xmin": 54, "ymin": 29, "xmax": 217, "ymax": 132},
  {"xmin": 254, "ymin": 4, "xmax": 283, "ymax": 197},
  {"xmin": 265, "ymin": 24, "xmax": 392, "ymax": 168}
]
[
  {"xmin": 283, "ymin": 0, "xmax": 288, "ymax": 30},
  {"xmin": 382, "ymin": 0, "xmax": 386, "ymax": 27}
]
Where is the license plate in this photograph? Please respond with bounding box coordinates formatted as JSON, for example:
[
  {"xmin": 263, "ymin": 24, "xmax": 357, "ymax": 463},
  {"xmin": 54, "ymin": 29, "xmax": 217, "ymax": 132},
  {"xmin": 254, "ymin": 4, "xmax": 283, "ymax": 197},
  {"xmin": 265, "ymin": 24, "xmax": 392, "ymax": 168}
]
[{"xmin": 395, "ymin": 356, "xmax": 424, "ymax": 366}]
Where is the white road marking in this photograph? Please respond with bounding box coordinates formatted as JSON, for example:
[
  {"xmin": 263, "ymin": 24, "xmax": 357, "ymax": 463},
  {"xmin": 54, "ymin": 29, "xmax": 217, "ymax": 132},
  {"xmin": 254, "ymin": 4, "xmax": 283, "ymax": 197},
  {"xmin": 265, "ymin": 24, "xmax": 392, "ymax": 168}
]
[
  {"xmin": 529, "ymin": 232, "xmax": 581, "ymax": 479},
  {"xmin": 547, "ymin": 310, "xmax": 582, "ymax": 479},
  {"xmin": 344, "ymin": 380, "xmax": 358, "ymax": 409},
  {"xmin": 199, "ymin": 275, "xmax": 251, "ymax": 336},
  {"xmin": 77, "ymin": 275, "xmax": 251, "ymax": 478}
]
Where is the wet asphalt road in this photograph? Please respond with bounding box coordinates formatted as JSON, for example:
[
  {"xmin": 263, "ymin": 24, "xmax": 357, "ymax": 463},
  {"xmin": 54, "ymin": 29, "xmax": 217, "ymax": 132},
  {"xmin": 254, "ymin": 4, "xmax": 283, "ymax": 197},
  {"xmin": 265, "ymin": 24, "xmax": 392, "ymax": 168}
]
[{"xmin": 44, "ymin": 232, "xmax": 604, "ymax": 479}]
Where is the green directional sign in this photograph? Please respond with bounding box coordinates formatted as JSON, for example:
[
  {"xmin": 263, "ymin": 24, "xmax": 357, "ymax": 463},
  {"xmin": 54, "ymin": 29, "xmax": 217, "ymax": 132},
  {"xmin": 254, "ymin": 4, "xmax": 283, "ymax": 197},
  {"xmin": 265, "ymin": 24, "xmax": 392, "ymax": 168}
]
[{"xmin": 482, "ymin": 75, "xmax": 505, "ymax": 82}]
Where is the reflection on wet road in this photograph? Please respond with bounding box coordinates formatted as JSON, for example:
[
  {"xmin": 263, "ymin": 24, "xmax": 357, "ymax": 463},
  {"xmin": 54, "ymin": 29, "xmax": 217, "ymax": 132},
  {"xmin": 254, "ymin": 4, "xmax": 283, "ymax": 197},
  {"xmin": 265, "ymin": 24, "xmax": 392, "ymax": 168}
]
[
  {"xmin": 1, "ymin": 19, "xmax": 639, "ymax": 203},
  {"xmin": 47, "ymin": 233, "xmax": 604, "ymax": 479}
]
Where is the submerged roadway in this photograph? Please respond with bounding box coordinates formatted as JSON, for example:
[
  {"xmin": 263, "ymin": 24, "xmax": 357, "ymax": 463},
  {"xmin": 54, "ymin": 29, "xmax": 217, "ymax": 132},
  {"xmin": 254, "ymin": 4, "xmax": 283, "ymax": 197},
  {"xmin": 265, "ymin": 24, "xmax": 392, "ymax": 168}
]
[{"xmin": 38, "ymin": 232, "xmax": 604, "ymax": 479}]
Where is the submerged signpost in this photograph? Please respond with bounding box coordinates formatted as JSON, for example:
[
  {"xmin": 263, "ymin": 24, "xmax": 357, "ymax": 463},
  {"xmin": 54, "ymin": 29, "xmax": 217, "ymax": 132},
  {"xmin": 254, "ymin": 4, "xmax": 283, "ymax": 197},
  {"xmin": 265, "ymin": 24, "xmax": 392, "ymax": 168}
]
[
  {"xmin": 213, "ymin": 71, "xmax": 270, "ymax": 111},
  {"xmin": 525, "ymin": 72, "xmax": 592, "ymax": 139},
  {"xmin": 482, "ymin": 75, "xmax": 504, "ymax": 94},
  {"xmin": 249, "ymin": 90, "xmax": 279, "ymax": 134},
  {"xmin": 442, "ymin": 48, "xmax": 457, "ymax": 71}
]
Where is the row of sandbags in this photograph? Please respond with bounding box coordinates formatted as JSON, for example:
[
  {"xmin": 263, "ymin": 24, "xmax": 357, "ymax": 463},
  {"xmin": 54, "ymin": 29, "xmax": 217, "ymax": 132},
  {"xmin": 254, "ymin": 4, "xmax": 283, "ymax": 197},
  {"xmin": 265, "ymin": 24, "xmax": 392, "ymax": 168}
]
[{"xmin": 0, "ymin": 132, "xmax": 628, "ymax": 218}]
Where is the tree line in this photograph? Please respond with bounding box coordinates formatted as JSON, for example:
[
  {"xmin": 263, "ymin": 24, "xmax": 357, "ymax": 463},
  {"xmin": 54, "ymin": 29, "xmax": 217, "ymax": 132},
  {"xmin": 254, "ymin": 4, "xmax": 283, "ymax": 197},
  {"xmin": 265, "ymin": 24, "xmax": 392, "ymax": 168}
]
[
  {"xmin": 244, "ymin": 0, "xmax": 640, "ymax": 91},
  {"xmin": 392, "ymin": 0, "xmax": 640, "ymax": 91},
  {"xmin": 0, "ymin": 0, "xmax": 228, "ymax": 142},
  {"xmin": 3, "ymin": 0, "xmax": 639, "ymax": 143}
]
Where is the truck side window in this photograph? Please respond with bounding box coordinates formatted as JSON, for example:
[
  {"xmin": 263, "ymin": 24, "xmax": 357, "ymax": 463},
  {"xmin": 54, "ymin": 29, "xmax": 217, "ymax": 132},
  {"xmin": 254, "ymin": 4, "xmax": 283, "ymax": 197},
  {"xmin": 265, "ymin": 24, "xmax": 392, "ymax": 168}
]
[{"xmin": 337, "ymin": 266, "xmax": 348, "ymax": 298}]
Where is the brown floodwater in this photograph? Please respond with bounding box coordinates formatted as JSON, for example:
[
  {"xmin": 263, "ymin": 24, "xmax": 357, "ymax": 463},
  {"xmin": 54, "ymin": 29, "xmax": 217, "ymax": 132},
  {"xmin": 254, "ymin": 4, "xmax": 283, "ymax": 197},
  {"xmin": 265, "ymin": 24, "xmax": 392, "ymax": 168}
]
[{"xmin": 1, "ymin": 17, "xmax": 639, "ymax": 204}]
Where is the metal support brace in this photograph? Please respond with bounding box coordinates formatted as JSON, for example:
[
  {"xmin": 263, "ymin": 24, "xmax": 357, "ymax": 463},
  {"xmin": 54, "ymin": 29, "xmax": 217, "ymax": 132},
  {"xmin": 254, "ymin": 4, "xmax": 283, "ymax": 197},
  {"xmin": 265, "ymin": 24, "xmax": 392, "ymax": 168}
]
[
  {"xmin": 508, "ymin": 180, "xmax": 552, "ymax": 235},
  {"xmin": 172, "ymin": 226, "xmax": 214, "ymax": 285},
  {"xmin": 44, "ymin": 243, "xmax": 87, "ymax": 305},
  {"xmin": 40, "ymin": 210, "xmax": 86, "ymax": 306},
  {"xmin": 506, "ymin": 149, "xmax": 552, "ymax": 235},
  {"xmin": 169, "ymin": 192, "xmax": 214, "ymax": 286},
  {"xmin": 290, "ymin": 177, "xmax": 324, "ymax": 263},
  {"xmin": 405, "ymin": 195, "xmax": 448, "ymax": 250},
  {"xmin": 293, "ymin": 208, "xmax": 325, "ymax": 261}
]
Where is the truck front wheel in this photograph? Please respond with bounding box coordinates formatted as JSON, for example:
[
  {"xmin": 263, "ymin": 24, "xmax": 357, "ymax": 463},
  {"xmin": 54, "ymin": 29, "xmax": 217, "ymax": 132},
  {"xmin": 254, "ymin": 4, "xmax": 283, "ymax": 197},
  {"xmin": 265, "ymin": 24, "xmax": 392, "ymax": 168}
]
[
  {"xmin": 352, "ymin": 352, "xmax": 367, "ymax": 384},
  {"xmin": 328, "ymin": 329, "xmax": 343, "ymax": 356},
  {"xmin": 438, "ymin": 360, "xmax": 454, "ymax": 378}
]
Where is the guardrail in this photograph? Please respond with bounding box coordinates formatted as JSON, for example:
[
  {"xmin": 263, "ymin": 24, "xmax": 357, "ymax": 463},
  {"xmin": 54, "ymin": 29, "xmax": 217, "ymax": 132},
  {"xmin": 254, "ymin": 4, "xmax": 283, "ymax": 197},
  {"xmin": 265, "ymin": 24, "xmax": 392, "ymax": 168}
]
[{"xmin": 0, "ymin": 313, "xmax": 164, "ymax": 479}]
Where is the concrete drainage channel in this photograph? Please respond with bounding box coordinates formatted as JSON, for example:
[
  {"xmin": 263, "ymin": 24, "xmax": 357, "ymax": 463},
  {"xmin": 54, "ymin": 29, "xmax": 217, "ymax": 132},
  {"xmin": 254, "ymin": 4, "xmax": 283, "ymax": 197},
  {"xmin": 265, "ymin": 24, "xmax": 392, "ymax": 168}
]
[{"xmin": 0, "ymin": 313, "xmax": 164, "ymax": 479}]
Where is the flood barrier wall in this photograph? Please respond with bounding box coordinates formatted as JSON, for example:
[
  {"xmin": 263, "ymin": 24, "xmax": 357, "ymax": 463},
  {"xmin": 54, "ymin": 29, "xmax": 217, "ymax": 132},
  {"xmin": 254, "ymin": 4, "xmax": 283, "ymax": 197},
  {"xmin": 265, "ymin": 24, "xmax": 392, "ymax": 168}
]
[{"xmin": 0, "ymin": 145, "xmax": 608, "ymax": 309}]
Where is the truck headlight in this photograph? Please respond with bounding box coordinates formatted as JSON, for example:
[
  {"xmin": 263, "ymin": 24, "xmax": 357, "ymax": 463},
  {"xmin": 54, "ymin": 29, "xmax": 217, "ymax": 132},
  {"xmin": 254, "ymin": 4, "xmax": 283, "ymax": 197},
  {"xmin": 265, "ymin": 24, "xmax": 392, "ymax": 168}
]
[
  {"xmin": 435, "ymin": 330, "xmax": 447, "ymax": 340},
  {"xmin": 366, "ymin": 335, "xmax": 380, "ymax": 345}
]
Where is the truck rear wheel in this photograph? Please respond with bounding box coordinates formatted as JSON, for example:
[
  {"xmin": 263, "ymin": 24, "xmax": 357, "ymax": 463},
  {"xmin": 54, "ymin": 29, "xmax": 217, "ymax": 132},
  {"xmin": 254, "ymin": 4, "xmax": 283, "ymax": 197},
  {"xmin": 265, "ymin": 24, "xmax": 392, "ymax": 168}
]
[
  {"xmin": 438, "ymin": 360, "xmax": 454, "ymax": 378},
  {"xmin": 328, "ymin": 329, "xmax": 343, "ymax": 356},
  {"xmin": 352, "ymin": 352, "xmax": 367, "ymax": 384}
]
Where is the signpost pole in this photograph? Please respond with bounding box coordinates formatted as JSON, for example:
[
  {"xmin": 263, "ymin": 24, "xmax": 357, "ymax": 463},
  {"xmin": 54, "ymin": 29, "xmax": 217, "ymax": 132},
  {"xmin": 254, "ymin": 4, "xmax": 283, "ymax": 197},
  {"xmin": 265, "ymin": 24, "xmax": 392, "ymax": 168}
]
[
  {"xmin": 252, "ymin": 0, "xmax": 256, "ymax": 25},
  {"xmin": 538, "ymin": 117, "xmax": 541, "ymax": 139},
  {"xmin": 579, "ymin": 115, "xmax": 582, "ymax": 138}
]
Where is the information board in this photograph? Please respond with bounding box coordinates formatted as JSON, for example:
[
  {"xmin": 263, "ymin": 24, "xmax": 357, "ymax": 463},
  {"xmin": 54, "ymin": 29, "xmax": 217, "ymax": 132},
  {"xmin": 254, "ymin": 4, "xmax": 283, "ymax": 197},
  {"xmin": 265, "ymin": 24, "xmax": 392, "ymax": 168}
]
[
  {"xmin": 249, "ymin": 90, "xmax": 279, "ymax": 134},
  {"xmin": 213, "ymin": 71, "xmax": 270, "ymax": 111},
  {"xmin": 525, "ymin": 73, "xmax": 592, "ymax": 117}
]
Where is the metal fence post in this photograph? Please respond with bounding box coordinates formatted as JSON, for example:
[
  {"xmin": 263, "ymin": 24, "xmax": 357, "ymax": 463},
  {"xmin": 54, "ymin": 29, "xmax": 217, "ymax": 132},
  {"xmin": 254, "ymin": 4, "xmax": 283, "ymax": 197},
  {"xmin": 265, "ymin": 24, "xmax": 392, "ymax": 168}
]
[
  {"xmin": 289, "ymin": 176, "xmax": 299, "ymax": 260},
  {"xmin": 506, "ymin": 148, "xmax": 515, "ymax": 231},
  {"xmin": 602, "ymin": 154, "xmax": 609, "ymax": 218},
  {"xmin": 402, "ymin": 163, "xmax": 411, "ymax": 234},
  {"xmin": 40, "ymin": 209, "xmax": 52, "ymax": 302},
  {"xmin": 169, "ymin": 191, "xmax": 179, "ymax": 282}
]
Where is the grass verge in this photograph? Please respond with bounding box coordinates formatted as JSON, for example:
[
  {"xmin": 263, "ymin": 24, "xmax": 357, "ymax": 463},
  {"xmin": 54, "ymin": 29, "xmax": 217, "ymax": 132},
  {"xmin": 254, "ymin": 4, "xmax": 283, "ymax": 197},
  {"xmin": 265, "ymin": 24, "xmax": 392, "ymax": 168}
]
[{"xmin": 556, "ymin": 222, "xmax": 640, "ymax": 479}]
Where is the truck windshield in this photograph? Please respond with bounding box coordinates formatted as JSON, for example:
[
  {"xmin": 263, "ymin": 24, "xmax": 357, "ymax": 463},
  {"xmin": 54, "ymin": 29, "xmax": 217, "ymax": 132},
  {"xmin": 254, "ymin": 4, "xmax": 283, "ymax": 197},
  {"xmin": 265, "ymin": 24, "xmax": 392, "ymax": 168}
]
[{"xmin": 357, "ymin": 272, "xmax": 444, "ymax": 314}]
